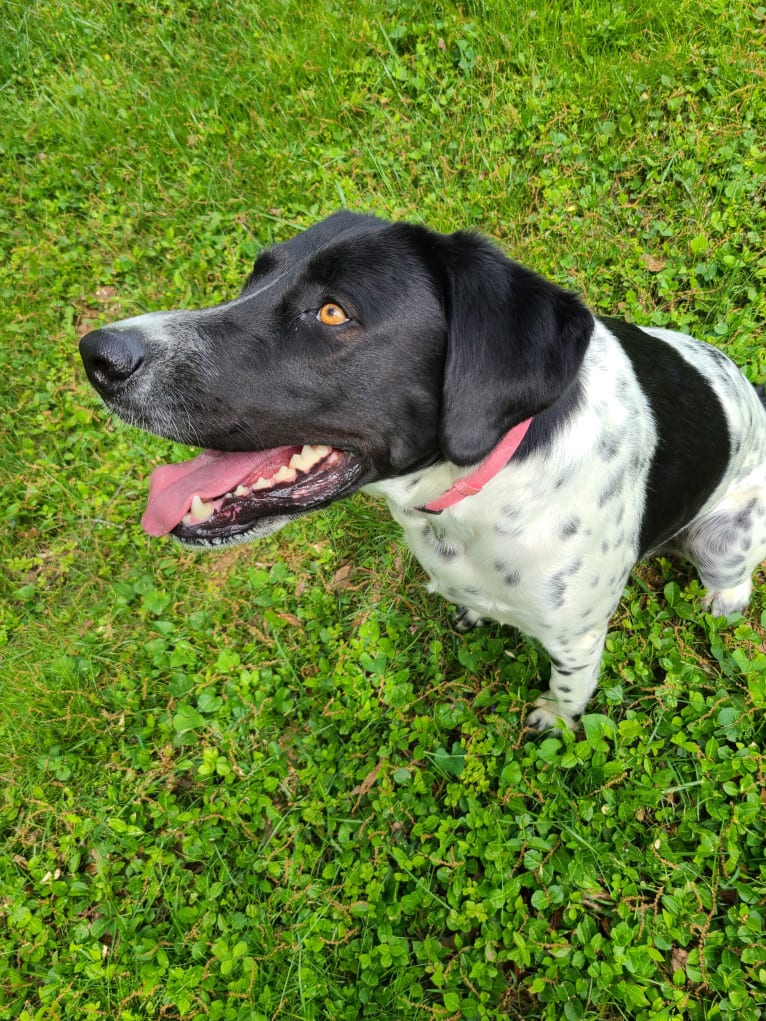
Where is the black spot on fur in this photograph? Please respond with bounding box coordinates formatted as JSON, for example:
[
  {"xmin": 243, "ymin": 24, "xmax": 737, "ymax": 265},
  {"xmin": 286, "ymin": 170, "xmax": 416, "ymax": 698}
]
[
  {"xmin": 495, "ymin": 521, "xmax": 524, "ymax": 538},
  {"xmin": 549, "ymin": 572, "xmax": 567, "ymax": 609},
  {"xmin": 423, "ymin": 521, "xmax": 459, "ymax": 559},
  {"xmin": 560, "ymin": 516, "xmax": 580, "ymax": 539},
  {"xmin": 598, "ymin": 469, "xmax": 625, "ymax": 508},
  {"xmin": 599, "ymin": 433, "xmax": 621, "ymax": 461},
  {"xmin": 734, "ymin": 498, "xmax": 757, "ymax": 531}
]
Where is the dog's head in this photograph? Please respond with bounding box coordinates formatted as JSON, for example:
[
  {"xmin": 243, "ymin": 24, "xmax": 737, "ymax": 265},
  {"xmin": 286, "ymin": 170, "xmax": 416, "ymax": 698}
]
[{"xmin": 80, "ymin": 211, "xmax": 592, "ymax": 547}]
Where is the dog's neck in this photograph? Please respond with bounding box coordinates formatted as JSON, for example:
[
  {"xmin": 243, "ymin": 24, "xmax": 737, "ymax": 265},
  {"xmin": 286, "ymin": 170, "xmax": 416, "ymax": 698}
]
[{"xmin": 417, "ymin": 417, "xmax": 534, "ymax": 514}]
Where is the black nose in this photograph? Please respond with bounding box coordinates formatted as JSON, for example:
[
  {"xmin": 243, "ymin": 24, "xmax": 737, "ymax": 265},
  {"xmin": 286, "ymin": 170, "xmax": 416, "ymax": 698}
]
[{"xmin": 79, "ymin": 327, "xmax": 146, "ymax": 396}]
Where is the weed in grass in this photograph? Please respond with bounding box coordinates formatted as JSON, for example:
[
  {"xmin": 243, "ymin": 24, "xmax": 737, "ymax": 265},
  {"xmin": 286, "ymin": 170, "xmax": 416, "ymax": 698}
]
[{"xmin": 2, "ymin": 1, "xmax": 766, "ymax": 1018}]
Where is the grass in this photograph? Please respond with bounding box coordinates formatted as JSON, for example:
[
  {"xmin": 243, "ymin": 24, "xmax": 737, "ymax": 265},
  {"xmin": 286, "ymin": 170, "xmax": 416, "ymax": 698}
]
[{"xmin": 1, "ymin": 0, "xmax": 765, "ymax": 1017}]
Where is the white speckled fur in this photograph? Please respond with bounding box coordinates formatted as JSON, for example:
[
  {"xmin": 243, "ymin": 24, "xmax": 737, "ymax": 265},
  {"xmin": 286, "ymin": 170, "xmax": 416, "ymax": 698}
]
[{"xmin": 366, "ymin": 320, "xmax": 766, "ymax": 730}]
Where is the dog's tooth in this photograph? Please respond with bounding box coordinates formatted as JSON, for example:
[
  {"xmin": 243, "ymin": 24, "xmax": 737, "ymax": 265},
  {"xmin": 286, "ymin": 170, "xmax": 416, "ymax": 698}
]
[
  {"xmin": 235, "ymin": 485, "xmax": 251, "ymax": 497},
  {"xmin": 274, "ymin": 466, "xmax": 298, "ymax": 483},
  {"xmin": 305, "ymin": 443, "xmax": 331, "ymax": 459},
  {"xmin": 289, "ymin": 450, "xmax": 314, "ymax": 472},
  {"xmin": 289, "ymin": 444, "xmax": 332, "ymax": 472},
  {"xmin": 189, "ymin": 494, "xmax": 215, "ymax": 523},
  {"xmin": 252, "ymin": 477, "xmax": 271, "ymax": 491}
]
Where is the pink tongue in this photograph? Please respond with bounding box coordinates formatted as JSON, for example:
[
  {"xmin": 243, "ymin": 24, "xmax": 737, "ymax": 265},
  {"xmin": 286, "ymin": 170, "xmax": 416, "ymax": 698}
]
[{"xmin": 141, "ymin": 447, "xmax": 297, "ymax": 536}]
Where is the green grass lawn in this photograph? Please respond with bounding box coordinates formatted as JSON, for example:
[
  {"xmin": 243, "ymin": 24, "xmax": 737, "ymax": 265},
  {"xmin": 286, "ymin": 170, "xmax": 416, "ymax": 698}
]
[{"xmin": 2, "ymin": 1, "xmax": 765, "ymax": 1018}]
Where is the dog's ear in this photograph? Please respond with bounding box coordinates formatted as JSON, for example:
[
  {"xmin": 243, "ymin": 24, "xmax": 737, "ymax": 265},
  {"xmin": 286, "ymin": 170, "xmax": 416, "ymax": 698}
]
[{"xmin": 436, "ymin": 231, "xmax": 593, "ymax": 465}]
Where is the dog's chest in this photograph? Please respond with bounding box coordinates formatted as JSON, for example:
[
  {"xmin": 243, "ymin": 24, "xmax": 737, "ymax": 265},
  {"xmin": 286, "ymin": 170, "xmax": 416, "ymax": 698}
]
[
  {"xmin": 369, "ymin": 427, "xmax": 647, "ymax": 637},
  {"xmin": 390, "ymin": 491, "xmax": 592, "ymax": 630},
  {"xmin": 407, "ymin": 515, "xmax": 509, "ymax": 606}
]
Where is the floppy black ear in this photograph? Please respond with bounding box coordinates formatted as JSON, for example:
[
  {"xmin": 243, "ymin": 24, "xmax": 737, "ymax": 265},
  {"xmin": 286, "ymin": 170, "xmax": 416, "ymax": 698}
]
[{"xmin": 436, "ymin": 231, "xmax": 594, "ymax": 465}]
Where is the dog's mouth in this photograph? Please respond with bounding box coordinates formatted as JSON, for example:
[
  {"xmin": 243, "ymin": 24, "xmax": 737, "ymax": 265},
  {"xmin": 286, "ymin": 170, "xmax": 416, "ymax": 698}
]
[{"xmin": 141, "ymin": 444, "xmax": 368, "ymax": 547}]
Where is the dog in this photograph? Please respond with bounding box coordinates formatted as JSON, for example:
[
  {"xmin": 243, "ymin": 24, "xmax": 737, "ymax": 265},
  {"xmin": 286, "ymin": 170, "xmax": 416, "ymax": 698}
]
[{"xmin": 79, "ymin": 211, "xmax": 766, "ymax": 729}]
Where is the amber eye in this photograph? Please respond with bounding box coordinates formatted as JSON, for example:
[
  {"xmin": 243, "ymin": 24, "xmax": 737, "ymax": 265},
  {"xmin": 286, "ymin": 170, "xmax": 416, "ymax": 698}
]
[{"xmin": 317, "ymin": 302, "xmax": 349, "ymax": 326}]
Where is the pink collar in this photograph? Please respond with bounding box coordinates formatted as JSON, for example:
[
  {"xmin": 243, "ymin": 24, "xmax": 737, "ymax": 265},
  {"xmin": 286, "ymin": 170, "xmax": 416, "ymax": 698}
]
[{"xmin": 418, "ymin": 417, "xmax": 534, "ymax": 513}]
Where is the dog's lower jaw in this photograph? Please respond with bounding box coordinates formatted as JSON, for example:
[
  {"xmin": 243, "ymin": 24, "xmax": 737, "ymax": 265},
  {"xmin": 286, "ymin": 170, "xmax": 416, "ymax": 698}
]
[{"xmin": 171, "ymin": 512, "xmax": 300, "ymax": 549}]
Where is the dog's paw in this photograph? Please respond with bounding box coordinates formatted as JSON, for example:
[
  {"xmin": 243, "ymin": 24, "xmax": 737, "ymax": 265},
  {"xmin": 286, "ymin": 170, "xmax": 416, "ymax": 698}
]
[
  {"xmin": 452, "ymin": 605, "xmax": 484, "ymax": 633},
  {"xmin": 526, "ymin": 696, "xmax": 578, "ymax": 733},
  {"xmin": 703, "ymin": 580, "xmax": 752, "ymax": 618}
]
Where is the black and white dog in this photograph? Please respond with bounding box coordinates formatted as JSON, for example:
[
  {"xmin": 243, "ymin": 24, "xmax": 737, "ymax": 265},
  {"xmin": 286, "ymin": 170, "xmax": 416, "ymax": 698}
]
[{"xmin": 80, "ymin": 211, "xmax": 766, "ymax": 729}]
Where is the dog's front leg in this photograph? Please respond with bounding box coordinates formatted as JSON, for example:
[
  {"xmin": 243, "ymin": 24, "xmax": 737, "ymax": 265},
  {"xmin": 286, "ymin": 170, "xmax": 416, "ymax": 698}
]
[{"xmin": 526, "ymin": 626, "xmax": 608, "ymax": 731}]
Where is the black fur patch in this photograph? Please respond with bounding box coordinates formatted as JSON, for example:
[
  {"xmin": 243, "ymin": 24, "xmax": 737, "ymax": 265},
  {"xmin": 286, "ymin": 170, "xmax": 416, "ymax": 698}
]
[{"xmin": 603, "ymin": 317, "xmax": 730, "ymax": 554}]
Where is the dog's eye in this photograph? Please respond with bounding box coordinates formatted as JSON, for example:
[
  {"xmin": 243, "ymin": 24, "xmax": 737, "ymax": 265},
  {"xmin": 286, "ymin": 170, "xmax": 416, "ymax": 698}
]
[{"xmin": 317, "ymin": 302, "xmax": 349, "ymax": 326}]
